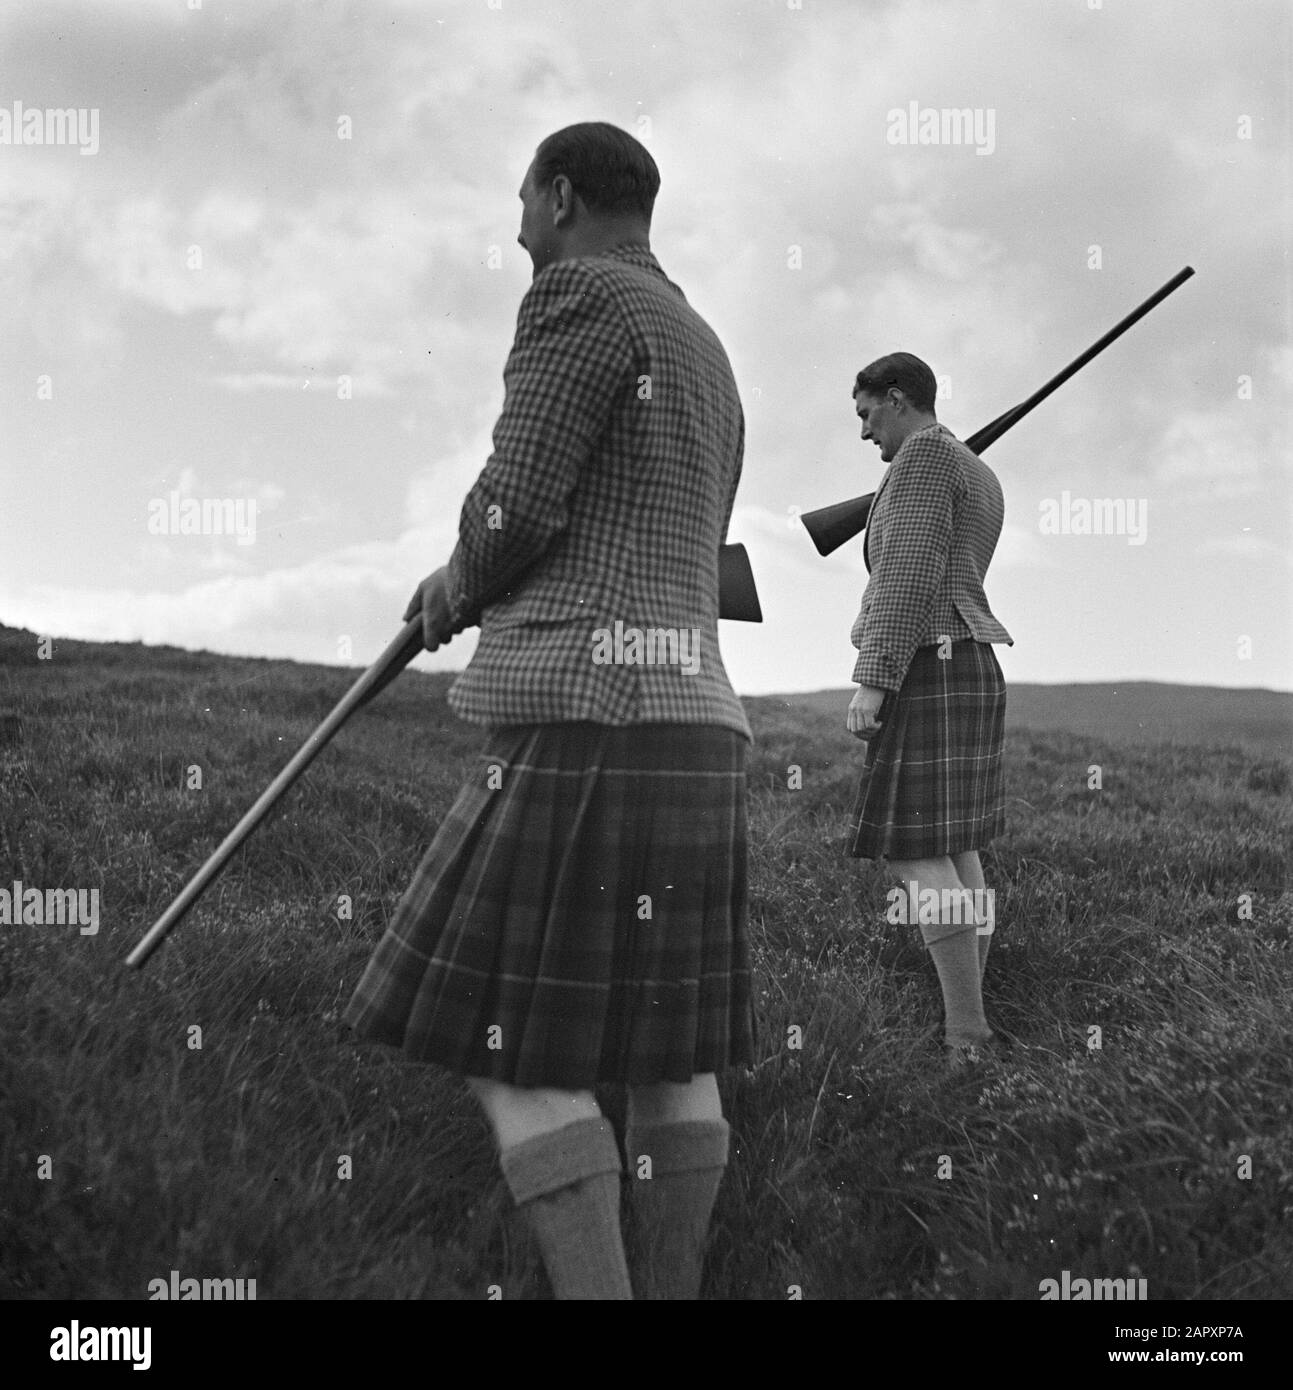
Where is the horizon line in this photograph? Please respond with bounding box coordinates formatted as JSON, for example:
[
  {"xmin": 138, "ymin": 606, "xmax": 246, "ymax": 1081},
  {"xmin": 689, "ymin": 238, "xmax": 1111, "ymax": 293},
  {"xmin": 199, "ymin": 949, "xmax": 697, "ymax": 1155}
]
[{"xmin": 3, "ymin": 624, "xmax": 1290, "ymax": 699}]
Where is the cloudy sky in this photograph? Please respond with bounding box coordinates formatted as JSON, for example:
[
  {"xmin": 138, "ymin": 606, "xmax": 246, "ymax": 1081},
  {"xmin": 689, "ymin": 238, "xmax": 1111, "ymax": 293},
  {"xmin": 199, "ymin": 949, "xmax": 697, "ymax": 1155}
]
[{"xmin": 2, "ymin": 0, "xmax": 1288, "ymax": 697}]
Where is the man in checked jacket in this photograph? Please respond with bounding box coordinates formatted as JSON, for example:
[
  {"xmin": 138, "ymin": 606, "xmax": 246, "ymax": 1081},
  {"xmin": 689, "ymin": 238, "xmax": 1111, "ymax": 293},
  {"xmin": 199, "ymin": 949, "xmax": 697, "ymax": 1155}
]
[
  {"xmin": 844, "ymin": 353, "xmax": 1014, "ymax": 1068},
  {"xmin": 344, "ymin": 123, "xmax": 754, "ymax": 1298}
]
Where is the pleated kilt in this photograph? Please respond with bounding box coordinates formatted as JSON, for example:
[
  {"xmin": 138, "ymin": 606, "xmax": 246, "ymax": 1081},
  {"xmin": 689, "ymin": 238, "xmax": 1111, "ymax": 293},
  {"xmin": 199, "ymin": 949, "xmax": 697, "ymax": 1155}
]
[
  {"xmin": 342, "ymin": 721, "xmax": 755, "ymax": 1089},
  {"xmin": 848, "ymin": 640, "xmax": 1006, "ymax": 861}
]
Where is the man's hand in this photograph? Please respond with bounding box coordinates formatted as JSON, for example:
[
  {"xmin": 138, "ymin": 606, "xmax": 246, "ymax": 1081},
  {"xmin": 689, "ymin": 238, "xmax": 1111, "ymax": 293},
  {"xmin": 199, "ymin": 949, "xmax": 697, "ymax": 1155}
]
[
  {"xmin": 847, "ymin": 684, "xmax": 887, "ymax": 740},
  {"xmin": 403, "ymin": 567, "xmax": 455, "ymax": 652}
]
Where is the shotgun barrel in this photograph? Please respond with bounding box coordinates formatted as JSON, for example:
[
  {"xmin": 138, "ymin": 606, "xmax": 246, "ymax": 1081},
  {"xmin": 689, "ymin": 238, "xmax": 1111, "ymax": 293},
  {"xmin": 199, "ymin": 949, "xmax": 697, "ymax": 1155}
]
[
  {"xmin": 801, "ymin": 266, "xmax": 1195, "ymax": 557},
  {"xmin": 125, "ymin": 616, "xmax": 425, "ymax": 969}
]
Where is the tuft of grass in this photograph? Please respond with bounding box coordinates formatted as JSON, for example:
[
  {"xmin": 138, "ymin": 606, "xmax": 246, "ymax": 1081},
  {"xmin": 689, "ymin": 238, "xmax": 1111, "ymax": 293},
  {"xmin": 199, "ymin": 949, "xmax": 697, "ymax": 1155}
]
[{"xmin": 2, "ymin": 625, "xmax": 1290, "ymax": 1299}]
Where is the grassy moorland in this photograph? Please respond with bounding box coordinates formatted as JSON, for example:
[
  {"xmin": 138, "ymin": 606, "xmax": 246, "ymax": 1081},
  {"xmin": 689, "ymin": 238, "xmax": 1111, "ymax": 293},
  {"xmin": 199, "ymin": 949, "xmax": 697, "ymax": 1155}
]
[{"xmin": 1, "ymin": 624, "xmax": 1290, "ymax": 1300}]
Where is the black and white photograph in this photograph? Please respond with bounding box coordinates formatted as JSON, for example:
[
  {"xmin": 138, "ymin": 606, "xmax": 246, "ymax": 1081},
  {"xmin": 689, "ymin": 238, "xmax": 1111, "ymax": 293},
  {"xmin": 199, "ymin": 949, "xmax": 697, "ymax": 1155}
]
[{"xmin": 1, "ymin": 0, "xmax": 1289, "ymax": 1358}]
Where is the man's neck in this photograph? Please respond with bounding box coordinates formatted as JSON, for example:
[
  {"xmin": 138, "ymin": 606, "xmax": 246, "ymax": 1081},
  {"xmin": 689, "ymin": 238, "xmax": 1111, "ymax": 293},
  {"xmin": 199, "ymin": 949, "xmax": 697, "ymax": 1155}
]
[
  {"xmin": 898, "ymin": 413, "xmax": 939, "ymax": 447},
  {"xmin": 555, "ymin": 220, "xmax": 651, "ymax": 262}
]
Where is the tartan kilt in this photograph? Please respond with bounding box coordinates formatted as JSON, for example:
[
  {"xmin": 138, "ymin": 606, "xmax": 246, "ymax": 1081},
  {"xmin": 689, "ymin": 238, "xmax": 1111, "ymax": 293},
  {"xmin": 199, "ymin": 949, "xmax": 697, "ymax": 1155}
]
[
  {"xmin": 848, "ymin": 640, "xmax": 1006, "ymax": 860},
  {"xmin": 342, "ymin": 721, "xmax": 755, "ymax": 1089}
]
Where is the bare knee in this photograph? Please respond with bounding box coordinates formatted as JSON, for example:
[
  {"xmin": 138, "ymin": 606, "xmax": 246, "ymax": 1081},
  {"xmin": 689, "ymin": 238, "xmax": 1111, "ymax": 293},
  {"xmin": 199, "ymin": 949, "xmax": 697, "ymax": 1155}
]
[
  {"xmin": 889, "ymin": 856, "xmax": 956, "ymax": 887},
  {"xmin": 951, "ymin": 851, "xmax": 984, "ymax": 887},
  {"xmin": 467, "ymin": 1077, "xmax": 601, "ymax": 1150},
  {"xmin": 627, "ymin": 1073, "xmax": 721, "ymax": 1127},
  {"xmin": 889, "ymin": 856, "xmax": 990, "ymax": 937}
]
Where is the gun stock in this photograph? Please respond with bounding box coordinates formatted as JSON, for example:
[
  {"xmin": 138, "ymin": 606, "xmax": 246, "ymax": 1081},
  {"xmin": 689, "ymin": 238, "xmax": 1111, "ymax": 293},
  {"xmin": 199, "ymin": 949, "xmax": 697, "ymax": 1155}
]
[
  {"xmin": 801, "ymin": 266, "xmax": 1195, "ymax": 556},
  {"xmin": 802, "ymin": 494, "xmax": 876, "ymax": 556},
  {"xmin": 718, "ymin": 542, "xmax": 762, "ymax": 622}
]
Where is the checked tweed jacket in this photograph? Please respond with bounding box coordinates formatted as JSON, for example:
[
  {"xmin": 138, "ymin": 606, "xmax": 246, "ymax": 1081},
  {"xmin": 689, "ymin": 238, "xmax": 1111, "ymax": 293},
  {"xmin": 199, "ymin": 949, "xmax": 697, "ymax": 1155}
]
[
  {"xmin": 852, "ymin": 422, "xmax": 1013, "ymax": 692},
  {"xmin": 444, "ymin": 243, "xmax": 752, "ymax": 740}
]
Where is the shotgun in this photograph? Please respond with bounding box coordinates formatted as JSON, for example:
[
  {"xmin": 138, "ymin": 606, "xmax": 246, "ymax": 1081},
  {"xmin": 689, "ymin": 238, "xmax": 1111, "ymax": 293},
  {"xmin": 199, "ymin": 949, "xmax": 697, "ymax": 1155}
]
[
  {"xmin": 125, "ymin": 542, "xmax": 761, "ymax": 969},
  {"xmin": 800, "ymin": 266, "xmax": 1195, "ymax": 556}
]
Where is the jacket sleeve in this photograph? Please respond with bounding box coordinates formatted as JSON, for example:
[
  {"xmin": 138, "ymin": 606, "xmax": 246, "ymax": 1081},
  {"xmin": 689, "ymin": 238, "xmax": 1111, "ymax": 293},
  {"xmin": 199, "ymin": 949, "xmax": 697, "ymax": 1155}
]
[
  {"xmin": 851, "ymin": 436, "xmax": 964, "ymax": 690},
  {"xmin": 445, "ymin": 262, "xmax": 632, "ymax": 630}
]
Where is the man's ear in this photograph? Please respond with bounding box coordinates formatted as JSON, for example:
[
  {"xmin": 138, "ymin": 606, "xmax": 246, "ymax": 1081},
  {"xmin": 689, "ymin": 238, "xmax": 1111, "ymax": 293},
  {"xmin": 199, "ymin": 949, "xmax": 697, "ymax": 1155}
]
[{"xmin": 551, "ymin": 173, "xmax": 578, "ymax": 228}]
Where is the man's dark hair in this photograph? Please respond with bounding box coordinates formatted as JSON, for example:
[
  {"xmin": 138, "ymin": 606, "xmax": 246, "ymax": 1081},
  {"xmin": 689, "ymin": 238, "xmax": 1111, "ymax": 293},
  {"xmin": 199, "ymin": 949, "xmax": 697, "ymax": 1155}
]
[
  {"xmin": 532, "ymin": 122, "xmax": 660, "ymax": 221},
  {"xmin": 853, "ymin": 352, "xmax": 938, "ymax": 413}
]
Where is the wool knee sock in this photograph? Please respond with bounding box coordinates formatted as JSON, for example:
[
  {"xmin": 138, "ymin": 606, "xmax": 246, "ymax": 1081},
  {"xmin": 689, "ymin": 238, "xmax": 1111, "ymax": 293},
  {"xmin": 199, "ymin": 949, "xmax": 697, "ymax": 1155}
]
[
  {"xmin": 920, "ymin": 920, "xmax": 993, "ymax": 1049},
  {"xmin": 623, "ymin": 1117, "xmax": 730, "ymax": 1300},
  {"xmin": 952, "ymin": 857, "xmax": 994, "ymax": 982},
  {"xmin": 977, "ymin": 913, "xmax": 994, "ymax": 982},
  {"xmin": 499, "ymin": 1115, "xmax": 632, "ymax": 1300}
]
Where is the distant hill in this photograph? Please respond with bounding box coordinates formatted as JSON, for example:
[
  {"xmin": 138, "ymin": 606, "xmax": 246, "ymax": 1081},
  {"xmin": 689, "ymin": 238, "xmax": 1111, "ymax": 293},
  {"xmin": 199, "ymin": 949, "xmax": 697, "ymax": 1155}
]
[{"xmin": 773, "ymin": 682, "xmax": 1293, "ymax": 757}]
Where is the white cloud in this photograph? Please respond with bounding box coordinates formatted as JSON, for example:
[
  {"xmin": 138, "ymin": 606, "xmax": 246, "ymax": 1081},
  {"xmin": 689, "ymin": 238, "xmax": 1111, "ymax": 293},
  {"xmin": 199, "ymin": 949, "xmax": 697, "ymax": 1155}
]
[
  {"xmin": 1147, "ymin": 409, "xmax": 1270, "ymax": 497},
  {"xmin": 1, "ymin": 529, "xmax": 478, "ymax": 673}
]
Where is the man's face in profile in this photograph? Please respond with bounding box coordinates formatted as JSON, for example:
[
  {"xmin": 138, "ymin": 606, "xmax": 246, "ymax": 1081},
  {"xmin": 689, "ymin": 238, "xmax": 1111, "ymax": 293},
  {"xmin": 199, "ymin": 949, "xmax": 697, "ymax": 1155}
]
[
  {"xmin": 517, "ymin": 163, "xmax": 558, "ymax": 277},
  {"xmin": 854, "ymin": 389, "xmax": 899, "ymax": 463}
]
